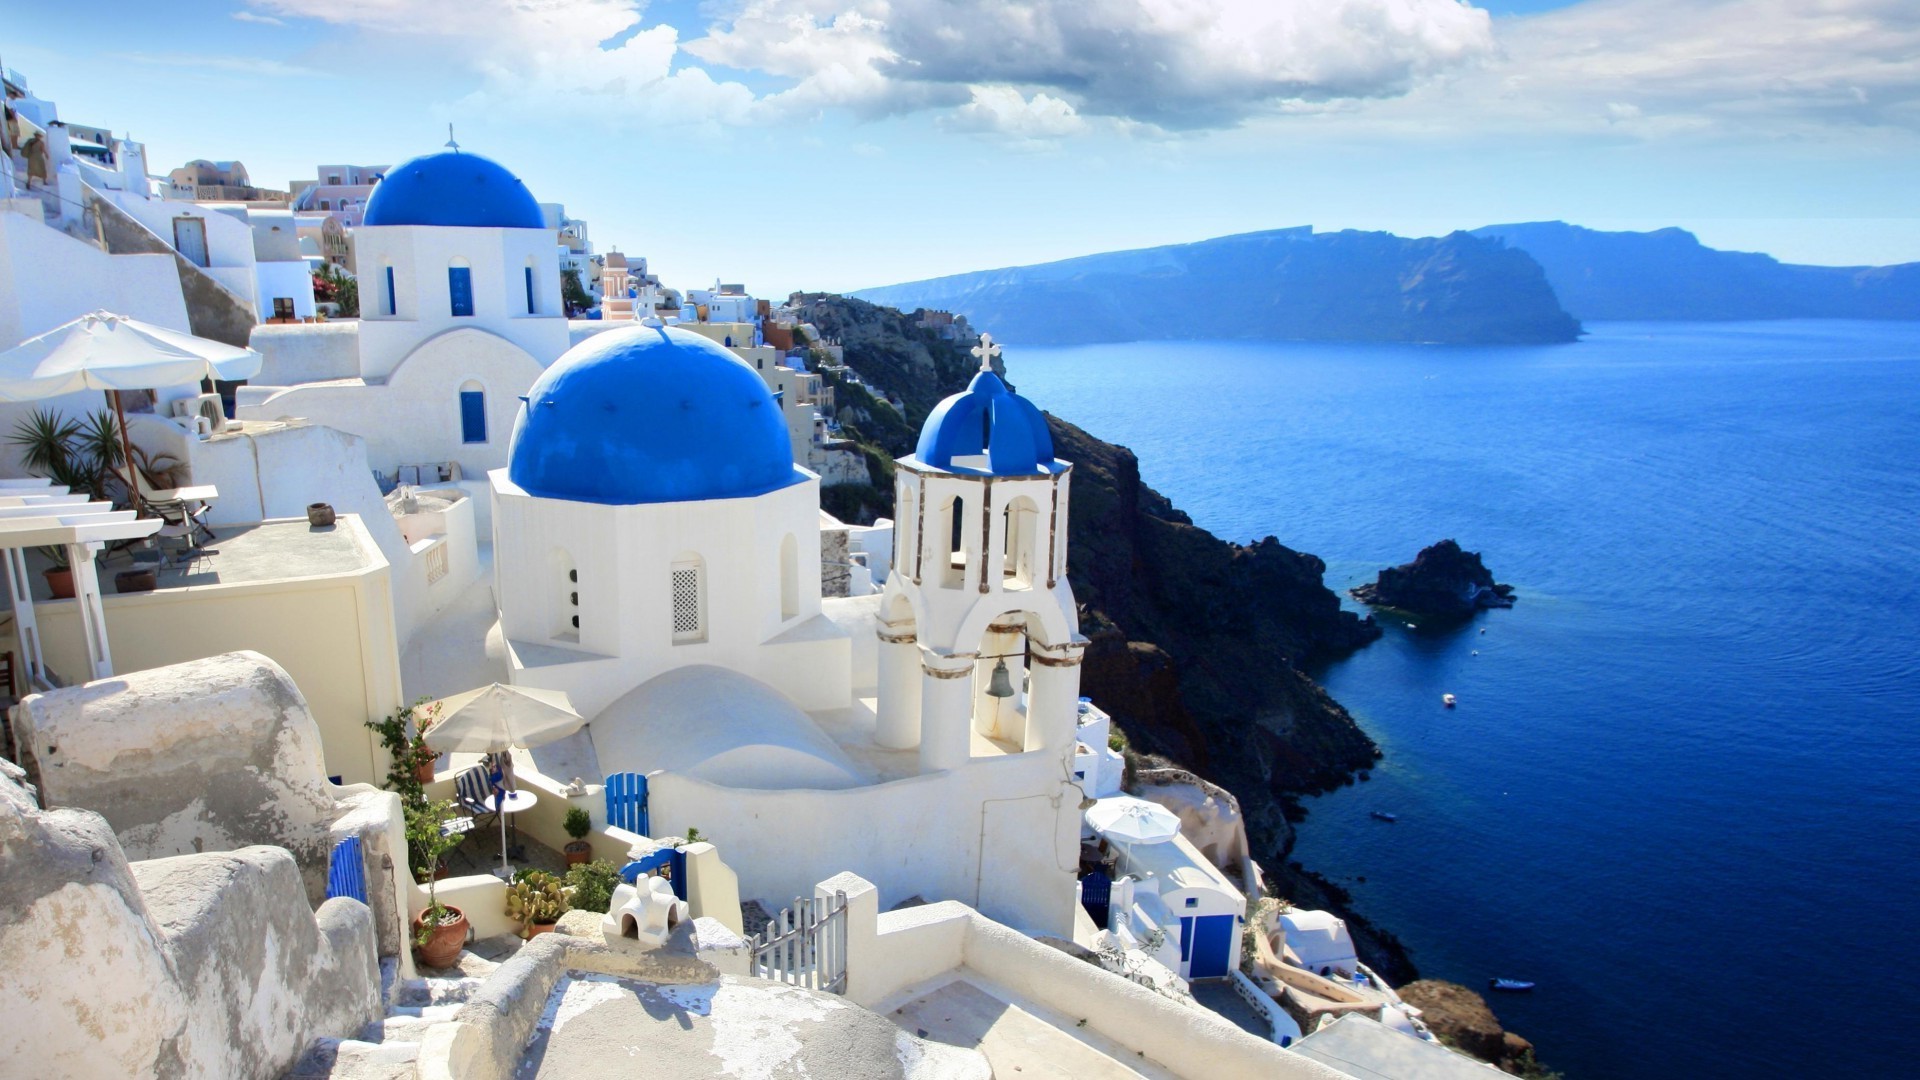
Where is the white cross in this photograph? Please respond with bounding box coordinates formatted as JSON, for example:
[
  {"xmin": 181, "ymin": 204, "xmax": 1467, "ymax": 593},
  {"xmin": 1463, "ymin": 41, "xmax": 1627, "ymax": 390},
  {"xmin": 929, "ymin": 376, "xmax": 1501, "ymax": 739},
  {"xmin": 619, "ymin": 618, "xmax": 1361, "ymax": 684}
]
[{"xmin": 972, "ymin": 333, "xmax": 1002, "ymax": 373}]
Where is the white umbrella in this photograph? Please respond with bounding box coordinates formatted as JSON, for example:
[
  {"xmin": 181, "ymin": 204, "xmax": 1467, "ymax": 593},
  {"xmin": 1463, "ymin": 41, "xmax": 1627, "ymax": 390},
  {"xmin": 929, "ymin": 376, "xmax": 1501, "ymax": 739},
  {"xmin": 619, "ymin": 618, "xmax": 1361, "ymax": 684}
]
[
  {"xmin": 1086, "ymin": 795, "xmax": 1182, "ymax": 847},
  {"xmin": 422, "ymin": 683, "xmax": 585, "ymax": 878},
  {"xmin": 0, "ymin": 311, "xmax": 262, "ymax": 512},
  {"xmin": 0, "ymin": 310, "xmax": 261, "ymax": 397}
]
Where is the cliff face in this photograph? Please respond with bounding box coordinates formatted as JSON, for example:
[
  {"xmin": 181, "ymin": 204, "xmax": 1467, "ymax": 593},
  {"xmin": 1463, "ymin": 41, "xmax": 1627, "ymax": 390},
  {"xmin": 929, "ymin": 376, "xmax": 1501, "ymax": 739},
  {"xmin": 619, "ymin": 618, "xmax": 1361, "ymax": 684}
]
[
  {"xmin": 852, "ymin": 228, "xmax": 1581, "ymax": 346},
  {"xmin": 1473, "ymin": 220, "xmax": 1920, "ymax": 321}
]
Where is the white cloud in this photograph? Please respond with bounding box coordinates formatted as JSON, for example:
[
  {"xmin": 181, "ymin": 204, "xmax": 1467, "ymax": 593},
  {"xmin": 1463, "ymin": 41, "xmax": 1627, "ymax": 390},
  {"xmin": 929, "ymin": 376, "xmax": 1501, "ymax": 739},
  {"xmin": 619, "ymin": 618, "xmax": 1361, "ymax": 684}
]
[
  {"xmin": 1350, "ymin": 0, "xmax": 1920, "ymax": 139},
  {"xmin": 113, "ymin": 51, "xmax": 321, "ymax": 78},
  {"xmin": 943, "ymin": 86, "xmax": 1088, "ymax": 140},
  {"xmin": 230, "ymin": 10, "xmax": 285, "ymax": 25}
]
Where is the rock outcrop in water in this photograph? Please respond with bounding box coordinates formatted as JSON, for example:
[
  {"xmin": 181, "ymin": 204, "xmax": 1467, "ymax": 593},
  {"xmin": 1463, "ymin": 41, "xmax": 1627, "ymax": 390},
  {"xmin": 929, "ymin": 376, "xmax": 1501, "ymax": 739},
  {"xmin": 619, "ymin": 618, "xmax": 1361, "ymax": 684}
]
[
  {"xmin": 1396, "ymin": 980, "xmax": 1551, "ymax": 1077},
  {"xmin": 1352, "ymin": 540, "xmax": 1514, "ymax": 618}
]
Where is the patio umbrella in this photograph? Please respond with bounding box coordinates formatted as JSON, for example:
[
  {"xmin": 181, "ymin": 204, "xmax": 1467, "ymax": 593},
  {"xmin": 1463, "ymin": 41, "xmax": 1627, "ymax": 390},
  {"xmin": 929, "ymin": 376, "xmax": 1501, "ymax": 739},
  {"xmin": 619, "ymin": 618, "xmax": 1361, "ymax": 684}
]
[
  {"xmin": 1086, "ymin": 795, "xmax": 1182, "ymax": 847},
  {"xmin": 422, "ymin": 683, "xmax": 585, "ymax": 877},
  {"xmin": 0, "ymin": 311, "xmax": 262, "ymax": 512}
]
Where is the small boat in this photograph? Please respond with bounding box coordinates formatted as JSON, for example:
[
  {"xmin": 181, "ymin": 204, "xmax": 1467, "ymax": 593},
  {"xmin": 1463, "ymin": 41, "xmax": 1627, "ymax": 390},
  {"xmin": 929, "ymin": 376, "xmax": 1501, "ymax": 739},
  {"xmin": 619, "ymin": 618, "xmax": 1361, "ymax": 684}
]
[
  {"xmin": 1443, "ymin": 694, "xmax": 1457, "ymax": 708},
  {"xmin": 1489, "ymin": 978, "xmax": 1536, "ymax": 992},
  {"xmin": 1370, "ymin": 811, "xmax": 1398, "ymax": 823}
]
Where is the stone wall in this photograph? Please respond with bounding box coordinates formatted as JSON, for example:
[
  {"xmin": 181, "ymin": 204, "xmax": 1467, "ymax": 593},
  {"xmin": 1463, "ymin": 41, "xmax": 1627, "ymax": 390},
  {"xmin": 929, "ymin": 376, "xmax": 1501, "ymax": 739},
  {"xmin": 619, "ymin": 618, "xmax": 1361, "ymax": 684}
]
[
  {"xmin": 821, "ymin": 522, "xmax": 853, "ymax": 598},
  {"xmin": 85, "ymin": 185, "xmax": 256, "ymax": 347},
  {"xmin": 9, "ymin": 651, "xmax": 343, "ymax": 904},
  {"xmin": 0, "ymin": 763, "xmax": 379, "ymax": 1078}
]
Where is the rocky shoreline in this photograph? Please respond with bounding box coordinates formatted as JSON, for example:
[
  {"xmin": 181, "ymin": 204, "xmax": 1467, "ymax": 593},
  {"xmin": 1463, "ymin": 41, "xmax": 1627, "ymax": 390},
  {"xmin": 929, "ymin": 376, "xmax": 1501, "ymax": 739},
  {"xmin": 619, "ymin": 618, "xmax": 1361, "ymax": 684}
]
[{"xmin": 1352, "ymin": 539, "xmax": 1515, "ymax": 618}]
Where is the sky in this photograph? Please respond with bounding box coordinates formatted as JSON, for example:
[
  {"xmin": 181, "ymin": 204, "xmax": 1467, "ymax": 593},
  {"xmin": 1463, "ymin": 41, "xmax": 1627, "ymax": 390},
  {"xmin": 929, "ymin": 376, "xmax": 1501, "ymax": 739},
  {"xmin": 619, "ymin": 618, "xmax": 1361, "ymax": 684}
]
[{"xmin": 6, "ymin": 0, "xmax": 1918, "ymax": 296}]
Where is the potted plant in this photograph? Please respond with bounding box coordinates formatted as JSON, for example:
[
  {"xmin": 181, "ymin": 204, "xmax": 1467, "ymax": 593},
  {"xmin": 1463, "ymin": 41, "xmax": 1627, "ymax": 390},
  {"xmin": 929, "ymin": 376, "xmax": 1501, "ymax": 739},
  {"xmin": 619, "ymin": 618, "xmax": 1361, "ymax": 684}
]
[
  {"xmin": 562, "ymin": 806, "xmax": 593, "ymax": 865},
  {"xmin": 407, "ymin": 798, "xmax": 469, "ymax": 967},
  {"xmin": 411, "ymin": 703, "xmax": 441, "ymax": 784},
  {"xmin": 364, "ymin": 699, "xmax": 440, "ymax": 801},
  {"xmin": 38, "ymin": 546, "xmax": 74, "ymax": 599},
  {"xmin": 505, "ymin": 869, "xmax": 568, "ymax": 939}
]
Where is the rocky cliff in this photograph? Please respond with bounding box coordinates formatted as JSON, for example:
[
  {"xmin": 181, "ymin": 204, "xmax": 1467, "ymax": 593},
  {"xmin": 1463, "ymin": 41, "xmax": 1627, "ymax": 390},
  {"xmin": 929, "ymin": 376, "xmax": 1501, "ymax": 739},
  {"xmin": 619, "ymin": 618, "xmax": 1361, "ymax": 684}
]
[
  {"xmin": 852, "ymin": 227, "xmax": 1582, "ymax": 346},
  {"xmin": 1352, "ymin": 539, "xmax": 1514, "ymax": 619},
  {"xmin": 1397, "ymin": 981, "xmax": 1555, "ymax": 1077},
  {"xmin": 1473, "ymin": 220, "xmax": 1920, "ymax": 322}
]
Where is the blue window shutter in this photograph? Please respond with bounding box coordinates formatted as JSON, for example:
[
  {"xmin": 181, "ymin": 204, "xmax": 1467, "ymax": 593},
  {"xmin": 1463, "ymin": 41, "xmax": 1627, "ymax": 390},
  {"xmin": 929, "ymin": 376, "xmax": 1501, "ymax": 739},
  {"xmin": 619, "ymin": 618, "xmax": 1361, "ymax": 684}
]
[
  {"xmin": 525, "ymin": 266, "xmax": 535, "ymax": 314},
  {"xmin": 448, "ymin": 266, "xmax": 473, "ymax": 317},
  {"xmin": 460, "ymin": 390, "xmax": 487, "ymax": 444},
  {"xmin": 385, "ymin": 266, "xmax": 396, "ymax": 315}
]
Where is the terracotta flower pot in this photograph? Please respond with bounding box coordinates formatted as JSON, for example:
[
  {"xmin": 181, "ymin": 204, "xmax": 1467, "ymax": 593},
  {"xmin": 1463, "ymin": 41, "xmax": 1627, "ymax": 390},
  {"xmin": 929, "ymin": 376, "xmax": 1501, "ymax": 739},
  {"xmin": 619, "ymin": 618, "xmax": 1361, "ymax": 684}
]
[
  {"xmin": 564, "ymin": 840, "xmax": 593, "ymax": 866},
  {"xmin": 414, "ymin": 757, "xmax": 437, "ymax": 784},
  {"xmin": 44, "ymin": 567, "xmax": 74, "ymax": 599},
  {"xmin": 413, "ymin": 904, "xmax": 467, "ymax": 969},
  {"xmin": 307, "ymin": 502, "xmax": 336, "ymax": 527},
  {"xmin": 524, "ymin": 921, "xmax": 558, "ymax": 940}
]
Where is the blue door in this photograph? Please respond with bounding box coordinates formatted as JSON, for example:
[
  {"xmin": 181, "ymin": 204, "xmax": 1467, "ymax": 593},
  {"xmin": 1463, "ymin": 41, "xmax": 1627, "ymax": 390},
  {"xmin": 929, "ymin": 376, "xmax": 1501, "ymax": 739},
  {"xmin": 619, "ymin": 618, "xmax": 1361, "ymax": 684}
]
[
  {"xmin": 448, "ymin": 266, "xmax": 474, "ymax": 316},
  {"xmin": 1187, "ymin": 914, "xmax": 1235, "ymax": 979},
  {"xmin": 460, "ymin": 390, "xmax": 487, "ymax": 444}
]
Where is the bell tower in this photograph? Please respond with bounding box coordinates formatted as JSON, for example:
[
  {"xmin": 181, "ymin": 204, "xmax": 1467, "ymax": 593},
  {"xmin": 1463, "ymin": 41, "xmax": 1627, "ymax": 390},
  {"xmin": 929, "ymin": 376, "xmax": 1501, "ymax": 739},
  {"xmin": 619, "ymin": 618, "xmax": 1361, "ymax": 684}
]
[{"xmin": 874, "ymin": 335, "xmax": 1086, "ymax": 773}]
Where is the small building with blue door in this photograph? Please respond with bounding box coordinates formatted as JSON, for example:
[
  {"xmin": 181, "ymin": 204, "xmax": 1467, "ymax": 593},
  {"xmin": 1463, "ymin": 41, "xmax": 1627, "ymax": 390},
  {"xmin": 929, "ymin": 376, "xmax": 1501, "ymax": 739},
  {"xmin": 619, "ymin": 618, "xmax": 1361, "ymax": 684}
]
[{"xmin": 1115, "ymin": 832, "xmax": 1246, "ymax": 983}]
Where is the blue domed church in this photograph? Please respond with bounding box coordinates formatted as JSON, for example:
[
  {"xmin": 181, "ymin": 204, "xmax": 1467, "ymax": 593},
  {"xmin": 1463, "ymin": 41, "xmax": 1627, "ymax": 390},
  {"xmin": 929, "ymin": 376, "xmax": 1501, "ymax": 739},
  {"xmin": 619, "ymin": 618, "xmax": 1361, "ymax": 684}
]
[
  {"xmin": 490, "ymin": 321, "xmax": 849, "ymax": 721},
  {"xmin": 239, "ymin": 149, "xmax": 568, "ymax": 496}
]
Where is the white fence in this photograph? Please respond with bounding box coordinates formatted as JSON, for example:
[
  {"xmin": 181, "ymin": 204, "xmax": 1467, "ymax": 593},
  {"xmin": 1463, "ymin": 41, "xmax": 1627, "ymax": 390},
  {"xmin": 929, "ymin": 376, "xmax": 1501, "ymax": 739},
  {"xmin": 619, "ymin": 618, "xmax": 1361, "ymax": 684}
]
[{"xmin": 751, "ymin": 890, "xmax": 848, "ymax": 993}]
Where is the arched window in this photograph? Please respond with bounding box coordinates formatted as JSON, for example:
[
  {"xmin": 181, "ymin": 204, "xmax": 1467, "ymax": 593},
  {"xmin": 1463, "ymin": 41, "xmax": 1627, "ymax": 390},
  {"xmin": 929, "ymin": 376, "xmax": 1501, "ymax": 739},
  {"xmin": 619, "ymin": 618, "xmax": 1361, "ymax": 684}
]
[
  {"xmin": 459, "ymin": 380, "xmax": 487, "ymax": 444},
  {"xmin": 779, "ymin": 533, "xmax": 799, "ymax": 620},
  {"xmin": 670, "ymin": 554, "xmax": 707, "ymax": 644},
  {"xmin": 552, "ymin": 549, "xmax": 579, "ymax": 641},
  {"xmin": 1001, "ymin": 497, "xmax": 1039, "ymax": 590},
  {"xmin": 448, "ymin": 259, "xmax": 474, "ymax": 317},
  {"xmin": 938, "ymin": 494, "xmax": 967, "ymax": 590}
]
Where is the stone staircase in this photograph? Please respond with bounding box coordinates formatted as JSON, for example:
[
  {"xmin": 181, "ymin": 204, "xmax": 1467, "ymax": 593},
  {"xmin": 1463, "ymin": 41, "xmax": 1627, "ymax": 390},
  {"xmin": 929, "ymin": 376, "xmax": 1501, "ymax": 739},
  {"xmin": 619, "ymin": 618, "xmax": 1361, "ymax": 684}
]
[{"xmin": 284, "ymin": 950, "xmax": 501, "ymax": 1079}]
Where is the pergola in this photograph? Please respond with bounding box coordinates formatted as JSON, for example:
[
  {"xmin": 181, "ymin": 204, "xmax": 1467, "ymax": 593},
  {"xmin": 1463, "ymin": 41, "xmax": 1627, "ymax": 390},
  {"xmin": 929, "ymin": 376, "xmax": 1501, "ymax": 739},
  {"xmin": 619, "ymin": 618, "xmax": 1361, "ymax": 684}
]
[{"xmin": 0, "ymin": 477, "xmax": 161, "ymax": 689}]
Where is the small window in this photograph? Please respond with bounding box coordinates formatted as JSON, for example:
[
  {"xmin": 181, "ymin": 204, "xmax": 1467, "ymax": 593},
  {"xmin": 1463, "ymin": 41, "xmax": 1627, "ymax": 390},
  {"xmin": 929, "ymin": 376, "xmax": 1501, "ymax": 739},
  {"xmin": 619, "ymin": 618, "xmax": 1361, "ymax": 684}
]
[
  {"xmin": 1184, "ymin": 897, "xmax": 1198, "ymax": 909},
  {"xmin": 328, "ymin": 174, "xmax": 341, "ymax": 184},
  {"xmin": 448, "ymin": 266, "xmax": 474, "ymax": 317},
  {"xmin": 271, "ymin": 297, "xmax": 295, "ymax": 320},
  {"xmin": 460, "ymin": 388, "xmax": 487, "ymax": 444},
  {"xmin": 385, "ymin": 266, "xmax": 397, "ymax": 316},
  {"xmin": 670, "ymin": 560, "xmax": 705, "ymax": 644},
  {"xmin": 525, "ymin": 266, "xmax": 536, "ymax": 314}
]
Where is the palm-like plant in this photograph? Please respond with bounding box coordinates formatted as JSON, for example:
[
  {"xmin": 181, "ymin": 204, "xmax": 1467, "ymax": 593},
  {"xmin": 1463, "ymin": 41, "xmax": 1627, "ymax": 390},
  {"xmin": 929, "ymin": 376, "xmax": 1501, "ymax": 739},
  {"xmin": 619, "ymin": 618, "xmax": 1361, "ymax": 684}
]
[{"xmin": 9, "ymin": 407, "xmax": 125, "ymax": 501}]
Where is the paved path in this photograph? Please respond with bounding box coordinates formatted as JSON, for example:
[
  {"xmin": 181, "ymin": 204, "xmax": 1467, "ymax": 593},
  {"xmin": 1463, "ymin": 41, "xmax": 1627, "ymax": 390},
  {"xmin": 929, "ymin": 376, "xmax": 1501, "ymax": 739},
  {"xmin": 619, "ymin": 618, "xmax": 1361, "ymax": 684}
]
[{"xmin": 889, "ymin": 977, "xmax": 1180, "ymax": 1080}]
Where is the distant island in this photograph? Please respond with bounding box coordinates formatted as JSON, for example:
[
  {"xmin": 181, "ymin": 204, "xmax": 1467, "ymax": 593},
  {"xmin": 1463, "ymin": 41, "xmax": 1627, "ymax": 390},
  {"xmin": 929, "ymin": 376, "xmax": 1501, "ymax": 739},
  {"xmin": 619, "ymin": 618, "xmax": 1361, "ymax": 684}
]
[
  {"xmin": 855, "ymin": 222, "xmax": 1920, "ymax": 347},
  {"xmin": 854, "ymin": 227, "xmax": 1582, "ymax": 346},
  {"xmin": 1473, "ymin": 221, "xmax": 1920, "ymax": 322}
]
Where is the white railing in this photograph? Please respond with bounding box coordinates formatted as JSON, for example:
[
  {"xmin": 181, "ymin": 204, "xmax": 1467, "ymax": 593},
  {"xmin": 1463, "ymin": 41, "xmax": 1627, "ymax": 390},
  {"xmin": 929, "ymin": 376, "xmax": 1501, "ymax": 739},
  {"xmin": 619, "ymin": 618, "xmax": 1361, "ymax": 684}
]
[
  {"xmin": 424, "ymin": 540, "xmax": 449, "ymax": 585},
  {"xmin": 751, "ymin": 890, "xmax": 848, "ymax": 993},
  {"xmin": 1232, "ymin": 968, "xmax": 1304, "ymax": 1047}
]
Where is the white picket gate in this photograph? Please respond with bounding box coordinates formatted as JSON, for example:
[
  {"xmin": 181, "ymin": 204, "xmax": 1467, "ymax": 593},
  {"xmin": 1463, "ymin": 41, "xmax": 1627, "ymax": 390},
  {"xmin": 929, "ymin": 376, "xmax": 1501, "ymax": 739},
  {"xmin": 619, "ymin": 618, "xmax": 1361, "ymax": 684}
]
[{"xmin": 751, "ymin": 891, "xmax": 848, "ymax": 994}]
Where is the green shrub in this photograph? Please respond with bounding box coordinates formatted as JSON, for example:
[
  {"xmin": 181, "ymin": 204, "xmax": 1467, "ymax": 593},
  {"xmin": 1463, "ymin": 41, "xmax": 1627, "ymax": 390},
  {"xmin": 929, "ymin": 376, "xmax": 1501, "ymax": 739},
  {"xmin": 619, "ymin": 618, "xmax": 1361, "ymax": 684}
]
[{"xmin": 565, "ymin": 859, "xmax": 621, "ymax": 915}]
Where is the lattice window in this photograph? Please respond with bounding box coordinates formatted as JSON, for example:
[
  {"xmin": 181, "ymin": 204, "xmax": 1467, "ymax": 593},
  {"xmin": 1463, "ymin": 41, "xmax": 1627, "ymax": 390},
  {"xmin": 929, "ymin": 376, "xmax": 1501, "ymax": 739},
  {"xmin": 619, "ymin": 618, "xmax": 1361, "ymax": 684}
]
[{"xmin": 671, "ymin": 562, "xmax": 704, "ymax": 643}]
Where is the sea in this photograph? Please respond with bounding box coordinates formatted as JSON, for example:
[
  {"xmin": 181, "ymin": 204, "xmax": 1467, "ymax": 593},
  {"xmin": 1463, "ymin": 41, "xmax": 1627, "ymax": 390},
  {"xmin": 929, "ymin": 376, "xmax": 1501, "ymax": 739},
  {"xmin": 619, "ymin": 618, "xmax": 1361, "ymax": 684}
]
[{"xmin": 1005, "ymin": 321, "xmax": 1920, "ymax": 1079}]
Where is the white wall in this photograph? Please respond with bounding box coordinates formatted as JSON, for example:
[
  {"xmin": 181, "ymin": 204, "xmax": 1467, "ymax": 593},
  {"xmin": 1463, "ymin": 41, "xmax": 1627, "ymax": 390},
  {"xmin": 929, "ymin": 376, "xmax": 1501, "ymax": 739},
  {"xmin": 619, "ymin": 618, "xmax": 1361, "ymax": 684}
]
[
  {"xmin": 650, "ymin": 747, "xmax": 1081, "ymax": 937},
  {"xmin": 0, "ymin": 209, "xmax": 189, "ymax": 348},
  {"xmin": 256, "ymin": 260, "xmax": 317, "ymax": 321},
  {"xmin": 102, "ymin": 188, "xmax": 258, "ymax": 309},
  {"xmin": 240, "ymin": 326, "xmax": 544, "ymax": 485},
  {"xmin": 353, "ymin": 223, "xmax": 568, "ymax": 380},
  {"xmin": 493, "ymin": 471, "xmax": 849, "ymax": 718},
  {"xmin": 248, "ymin": 321, "xmax": 361, "ymax": 384}
]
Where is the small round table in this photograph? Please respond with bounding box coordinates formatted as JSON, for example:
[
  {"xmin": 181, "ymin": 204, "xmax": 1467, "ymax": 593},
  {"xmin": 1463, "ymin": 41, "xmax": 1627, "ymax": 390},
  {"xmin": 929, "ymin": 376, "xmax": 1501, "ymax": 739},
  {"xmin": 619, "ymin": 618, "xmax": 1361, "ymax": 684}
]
[{"xmin": 490, "ymin": 789, "xmax": 538, "ymax": 878}]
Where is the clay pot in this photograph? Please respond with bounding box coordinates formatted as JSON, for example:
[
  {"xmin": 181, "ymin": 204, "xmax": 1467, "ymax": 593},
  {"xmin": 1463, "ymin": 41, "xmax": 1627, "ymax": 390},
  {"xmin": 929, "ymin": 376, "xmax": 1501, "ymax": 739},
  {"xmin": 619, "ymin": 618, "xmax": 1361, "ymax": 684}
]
[
  {"xmin": 413, "ymin": 904, "xmax": 467, "ymax": 969},
  {"xmin": 524, "ymin": 921, "xmax": 557, "ymax": 940},
  {"xmin": 564, "ymin": 840, "xmax": 593, "ymax": 866},
  {"xmin": 44, "ymin": 567, "xmax": 74, "ymax": 599},
  {"xmin": 414, "ymin": 756, "xmax": 437, "ymax": 784},
  {"xmin": 307, "ymin": 502, "xmax": 336, "ymax": 527},
  {"xmin": 115, "ymin": 569, "xmax": 158, "ymax": 594}
]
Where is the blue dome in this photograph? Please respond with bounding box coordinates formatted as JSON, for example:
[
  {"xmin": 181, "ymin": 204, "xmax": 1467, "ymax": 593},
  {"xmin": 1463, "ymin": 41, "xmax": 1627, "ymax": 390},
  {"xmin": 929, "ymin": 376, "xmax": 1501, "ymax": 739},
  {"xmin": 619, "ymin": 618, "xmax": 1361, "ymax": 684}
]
[
  {"xmin": 361, "ymin": 151, "xmax": 545, "ymax": 229},
  {"xmin": 915, "ymin": 368, "xmax": 1056, "ymax": 475},
  {"xmin": 508, "ymin": 324, "xmax": 799, "ymax": 505}
]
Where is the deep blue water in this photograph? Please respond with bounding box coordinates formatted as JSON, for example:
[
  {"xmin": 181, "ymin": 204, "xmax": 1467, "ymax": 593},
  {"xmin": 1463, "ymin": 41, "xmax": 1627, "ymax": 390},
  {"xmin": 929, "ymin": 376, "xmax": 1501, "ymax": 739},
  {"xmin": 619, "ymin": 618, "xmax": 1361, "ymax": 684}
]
[{"xmin": 1008, "ymin": 322, "xmax": 1920, "ymax": 1079}]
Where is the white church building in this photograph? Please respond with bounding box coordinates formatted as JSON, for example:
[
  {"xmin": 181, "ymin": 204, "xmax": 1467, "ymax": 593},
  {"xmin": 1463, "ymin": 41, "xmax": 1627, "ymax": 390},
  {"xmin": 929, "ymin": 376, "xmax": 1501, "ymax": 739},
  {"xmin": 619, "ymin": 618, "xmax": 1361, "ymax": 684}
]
[
  {"xmin": 490, "ymin": 328, "xmax": 1093, "ymax": 935},
  {"xmin": 238, "ymin": 149, "xmax": 569, "ymax": 505}
]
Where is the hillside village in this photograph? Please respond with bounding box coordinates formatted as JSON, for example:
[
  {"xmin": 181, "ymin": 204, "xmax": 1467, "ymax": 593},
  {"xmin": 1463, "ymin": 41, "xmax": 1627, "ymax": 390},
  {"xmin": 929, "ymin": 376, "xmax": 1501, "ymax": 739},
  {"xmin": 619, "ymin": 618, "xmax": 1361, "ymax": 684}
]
[{"xmin": 1, "ymin": 65, "xmax": 1538, "ymax": 1080}]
